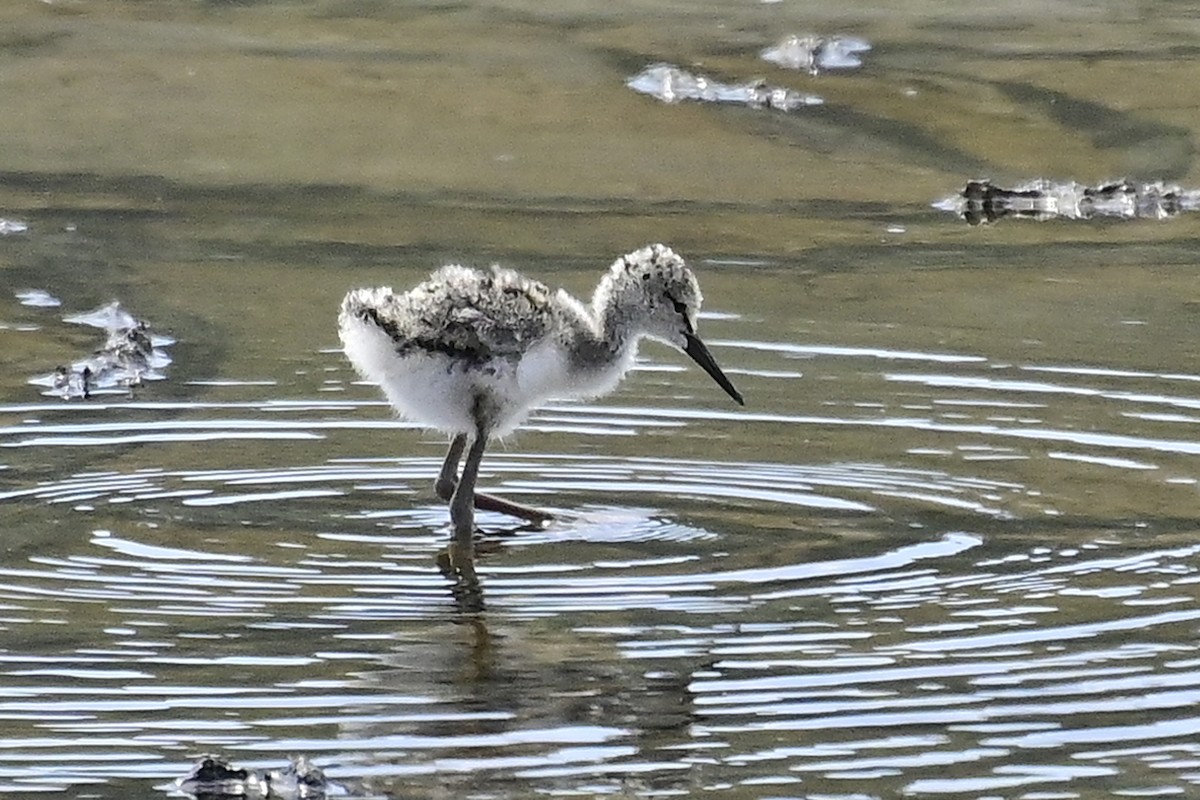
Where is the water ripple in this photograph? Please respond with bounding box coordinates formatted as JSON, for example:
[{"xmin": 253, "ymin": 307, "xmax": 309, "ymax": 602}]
[{"xmin": 3, "ymin": 343, "xmax": 1199, "ymax": 796}]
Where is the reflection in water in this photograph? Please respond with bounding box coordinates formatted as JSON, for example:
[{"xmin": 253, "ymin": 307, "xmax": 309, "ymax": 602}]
[
  {"xmin": 0, "ymin": 218, "xmax": 29, "ymax": 236},
  {"xmin": 14, "ymin": 288, "xmax": 61, "ymax": 308}
]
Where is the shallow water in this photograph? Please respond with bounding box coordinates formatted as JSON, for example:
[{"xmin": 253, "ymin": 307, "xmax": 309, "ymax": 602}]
[{"xmin": 2, "ymin": 2, "xmax": 1200, "ymax": 798}]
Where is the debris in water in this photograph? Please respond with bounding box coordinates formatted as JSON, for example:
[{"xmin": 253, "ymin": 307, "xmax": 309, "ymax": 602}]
[
  {"xmin": 0, "ymin": 218, "xmax": 29, "ymax": 235},
  {"xmin": 761, "ymin": 34, "xmax": 872, "ymax": 74},
  {"xmin": 263, "ymin": 756, "xmax": 332, "ymax": 799},
  {"xmin": 28, "ymin": 301, "xmax": 174, "ymax": 399},
  {"xmin": 41, "ymin": 365, "xmax": 92, "ymax": 400},
  {"xmin": 627, "ymin": 63, "xmax": 823, "ymax": 111},
  {"xmin": 64, "ymin": 300, "xmax": 140, "ymax": 331},
  {"xmin": 175, "ymin": 756, "xmax": 252, "ymax": 797},
  {"xmin": 934, "ymin": 179, "xmax": 1200, "ymax": 225},
  {"xmin": 175, "ymin": 754, "xmax": 336, "ymax": 799},
  {"xmin": 15, "ymin": 288, "xmax": 62, "ymax": 308}
]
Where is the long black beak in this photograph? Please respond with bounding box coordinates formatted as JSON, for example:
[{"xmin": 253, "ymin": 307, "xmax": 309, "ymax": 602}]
[{"xmin": 683, "ymin": 333, "xmax": 744, "ymax": 405}]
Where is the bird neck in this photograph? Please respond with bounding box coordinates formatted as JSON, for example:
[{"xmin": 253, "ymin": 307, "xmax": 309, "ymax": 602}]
[
  {"xmin": 593, "ymin": 278, "xmax": 639, "ymax": 358},
  {"xmin": 563, "ymin": 303, "xmax": 627, "ymax": 368},
  {"xmin": 555, "ymin": 282, "xmax": 636, "ymax": 379}
]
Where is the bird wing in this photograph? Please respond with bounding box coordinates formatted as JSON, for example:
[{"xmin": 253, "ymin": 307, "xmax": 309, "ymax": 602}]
[{"xmin": 393, "ymin": 265, "xmax": 555, "ymax": 365}]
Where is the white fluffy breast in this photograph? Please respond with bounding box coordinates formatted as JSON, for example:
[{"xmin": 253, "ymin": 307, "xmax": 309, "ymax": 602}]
[
  {"xmin": 339, "ymin": 312, "xmax": 480, "ymax": 434},
  {"xmin": 340, "ymin": 313, "xmax": 572, "ymax": 438},
  {"xmin": 523, "ymin": 337, "xmax": 638, "ymax": 405},
  {"xmin": 514, "ymin": 339, "xmax": 569, "ymax": 402}
]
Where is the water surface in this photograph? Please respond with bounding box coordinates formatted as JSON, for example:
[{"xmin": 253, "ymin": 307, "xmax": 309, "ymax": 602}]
[{"xmin": 2, "ymin": 2, "xmax": 1200, "ymax": 798}]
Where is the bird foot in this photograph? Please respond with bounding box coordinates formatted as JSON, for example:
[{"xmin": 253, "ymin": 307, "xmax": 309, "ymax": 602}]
[
  {"xmin": 516, "ymin": 506, "xmax": 555, "ymax": 525},
  {"xmin": 464, "ymin": 487, "xmax": 555, "ymax": 526}
]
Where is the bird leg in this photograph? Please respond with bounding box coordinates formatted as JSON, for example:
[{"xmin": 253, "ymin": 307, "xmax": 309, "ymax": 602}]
[
  {"xmin": 444, "ymin": 429, "xmax": 489, "ymax": 586},
  {"xmin": 434, "ymin": 434, "xmax": 468, "ymax": 501},
  {"xmin": 434, "ymin": 434, "xmax": 554, "ymax": 524}
]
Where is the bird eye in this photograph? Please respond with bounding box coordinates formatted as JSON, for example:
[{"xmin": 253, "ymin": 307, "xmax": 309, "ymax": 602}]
[{"xmin": 666, "ymin": 294, "xmax": 695, "ymax": 333}]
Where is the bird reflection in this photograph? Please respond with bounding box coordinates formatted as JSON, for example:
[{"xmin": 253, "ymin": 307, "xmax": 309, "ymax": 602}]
[{"xmin": 434, "ymin": 520, "xmax": 538, "ymax": 612}]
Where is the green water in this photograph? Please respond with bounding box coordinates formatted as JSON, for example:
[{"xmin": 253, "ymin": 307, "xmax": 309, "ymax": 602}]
[{"xmin": 2, "ymin": 2, "xmax": 1200, "ymax": 798}]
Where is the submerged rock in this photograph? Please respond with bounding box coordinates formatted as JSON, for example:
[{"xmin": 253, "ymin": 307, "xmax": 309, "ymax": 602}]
[
  {"xmin": 627, "ymin": 63, "xmax": 823, "ymax": 111},
  {"xmin": 934, "ymin": 179, "xmax": 1200, "ymax": 225},
  {"xmin": 261, "ymin": 756, "xmax": 330, "ymax": 798},
  {"xmin": 176, "ymin": 756, "xmax": 254, "ymax": 797},
  {"xmin": 175, "ymin": 755, "xmax": 335, "ymax": 799}
]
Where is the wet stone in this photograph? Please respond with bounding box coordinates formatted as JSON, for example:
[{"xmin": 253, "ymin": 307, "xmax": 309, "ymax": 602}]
[
  {"xmin": 175, "ymin": 756, "xmax": 254, "ymax": 798},
  {"xmin": 175, "ymin": 755, "xmax": 333, "ymax": 799},
  {"xmin": 934, "ymin": 178, "xmax": 1200, "ymax": 225},
  {"xmin": 760, "ymin": 34, "xmax": 872, "ymax": 74},
  {"xmin": 27, "ymin": 301, "xmax": 175, "ymax": 399},
  {"xmin": 627, "ymin": 63, "xmax": 823, "ymax": 111}
]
